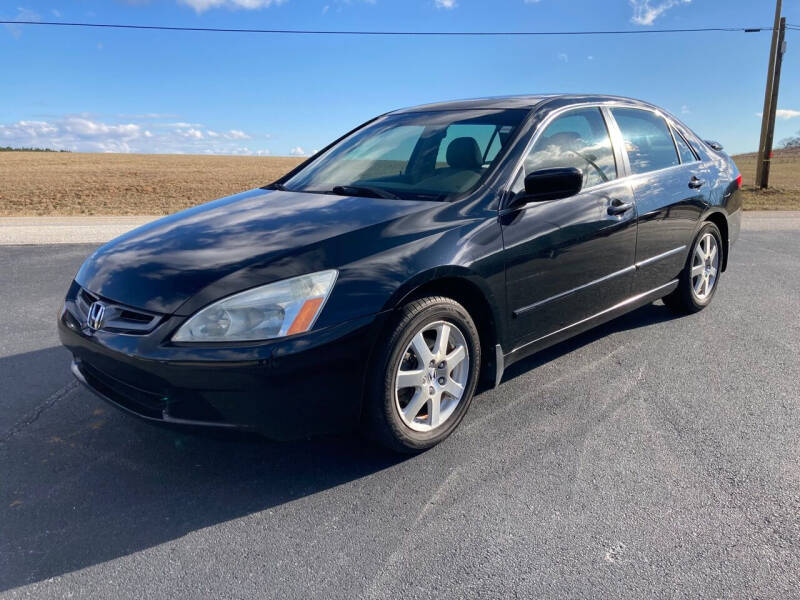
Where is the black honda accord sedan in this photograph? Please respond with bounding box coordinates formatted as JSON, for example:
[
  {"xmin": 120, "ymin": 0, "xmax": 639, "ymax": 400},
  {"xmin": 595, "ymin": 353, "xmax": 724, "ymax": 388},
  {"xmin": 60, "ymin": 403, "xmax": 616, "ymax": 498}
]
[{"xmin": 59, "ymin": 94, "xmax": 741, "ymax": 452}]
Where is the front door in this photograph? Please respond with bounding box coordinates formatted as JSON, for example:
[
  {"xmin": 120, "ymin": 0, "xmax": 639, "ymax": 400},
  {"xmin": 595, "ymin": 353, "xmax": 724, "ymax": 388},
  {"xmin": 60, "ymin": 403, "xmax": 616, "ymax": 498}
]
[{"xmin": 500, "ymin": 107, "xmax": 638, "ymax": 348}]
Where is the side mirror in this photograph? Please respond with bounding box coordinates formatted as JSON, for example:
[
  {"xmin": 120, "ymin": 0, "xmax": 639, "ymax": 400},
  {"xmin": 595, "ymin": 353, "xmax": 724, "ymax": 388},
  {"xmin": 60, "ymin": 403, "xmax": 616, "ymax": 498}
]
[{"xmin": 510, "ymin": 167, "xmax": 583, "ymax": 208}]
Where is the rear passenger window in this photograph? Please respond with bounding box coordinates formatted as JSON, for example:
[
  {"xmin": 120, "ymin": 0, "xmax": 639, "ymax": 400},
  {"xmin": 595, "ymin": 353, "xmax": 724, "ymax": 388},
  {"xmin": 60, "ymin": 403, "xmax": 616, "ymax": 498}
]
[
  {"xmin": 517, "ymin": 107, "xmax": 617, "ymax": 190},
  {"xmin": 672, "ymin": 128, "xmax": 698, "ymax": 163},
  {"xmin": 611, "ymin": 108, "xmax": 679, "ymax": 174}
]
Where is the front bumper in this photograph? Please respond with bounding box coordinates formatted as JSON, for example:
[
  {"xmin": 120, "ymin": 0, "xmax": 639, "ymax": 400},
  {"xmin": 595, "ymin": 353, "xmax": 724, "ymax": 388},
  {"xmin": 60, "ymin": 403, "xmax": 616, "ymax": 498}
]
[{"xmin": 59, "ymin": 301, "xmax": 385, "ymax": 440}]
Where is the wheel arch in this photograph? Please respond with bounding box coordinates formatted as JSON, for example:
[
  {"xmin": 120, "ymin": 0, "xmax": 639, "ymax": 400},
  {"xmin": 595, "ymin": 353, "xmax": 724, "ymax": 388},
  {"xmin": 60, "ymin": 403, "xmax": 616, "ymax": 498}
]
[
  {"xmin": 382, "ymin": 267, "xmax": 503, "ymax": 388},
  {"xmin": 701, "ymin": 210, "xmax": 730, "ymax": 272}
]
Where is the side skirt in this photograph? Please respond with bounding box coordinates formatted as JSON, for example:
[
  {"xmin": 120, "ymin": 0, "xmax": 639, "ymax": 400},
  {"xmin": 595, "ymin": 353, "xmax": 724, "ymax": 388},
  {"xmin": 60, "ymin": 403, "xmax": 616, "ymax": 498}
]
[{"xmin": 500, "ymin": 279, "xmax": 678, "ymax": 374}]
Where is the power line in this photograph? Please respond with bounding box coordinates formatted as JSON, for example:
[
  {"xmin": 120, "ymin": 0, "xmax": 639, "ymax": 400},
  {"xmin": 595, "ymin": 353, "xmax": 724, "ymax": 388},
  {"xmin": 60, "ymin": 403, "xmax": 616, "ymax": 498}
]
[{"xmin": 0, "ymin": 20, "xmax": 782, "ymax": 36}]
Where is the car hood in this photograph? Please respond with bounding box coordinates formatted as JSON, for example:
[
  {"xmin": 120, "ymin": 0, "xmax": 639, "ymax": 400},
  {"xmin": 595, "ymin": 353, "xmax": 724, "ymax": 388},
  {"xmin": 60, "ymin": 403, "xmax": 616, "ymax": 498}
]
[{"xmin": 75, "ymin": 188, "xmax": 438, "ymax": 315}]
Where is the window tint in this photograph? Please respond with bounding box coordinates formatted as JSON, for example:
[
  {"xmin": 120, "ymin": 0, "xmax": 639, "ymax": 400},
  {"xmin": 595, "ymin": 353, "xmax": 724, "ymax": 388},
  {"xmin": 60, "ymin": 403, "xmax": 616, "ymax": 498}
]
[
  {"xmin": 283, "ymin": 108, "xmax": 527, "ymax": 200},
  {"xmin": 672, "ymin": 127, "xmax": 698, "ymax": 163},
  {"xmin": 611, "ymin": 108, "xmax": 679, "ymax": 174},
  {"xmin": 435, "ymin": 123, "xmax": 499, "ymax": 166},
  {"xmin": 317, "ymin": 125, "xmax": 424, "ymax": 182},
  {"xmin": 516, "ymin": 108, "xmax": 617, "ymax": 190},
  {"xmin": 483, "ymin": 129, "xmax": 503, "ymax": 163}
]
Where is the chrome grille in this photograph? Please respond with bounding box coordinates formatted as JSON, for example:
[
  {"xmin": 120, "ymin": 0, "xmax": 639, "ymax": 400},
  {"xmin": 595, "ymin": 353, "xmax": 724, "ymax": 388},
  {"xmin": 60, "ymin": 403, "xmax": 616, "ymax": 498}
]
[{"xmin": 74, "ymin": 287, "xmax": 162, "ymax": 334}]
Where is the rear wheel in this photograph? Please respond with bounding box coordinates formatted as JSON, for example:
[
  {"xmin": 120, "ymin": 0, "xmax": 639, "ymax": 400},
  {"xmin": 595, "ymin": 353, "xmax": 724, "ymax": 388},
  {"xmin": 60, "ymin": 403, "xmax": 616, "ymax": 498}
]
[
  {"xmin": 663, "ymin": 221, "xmax": 723, "ymax": 314},
  {"xmin": 363, "ymin": 296, "xmax": 480, "ymax": 453}
]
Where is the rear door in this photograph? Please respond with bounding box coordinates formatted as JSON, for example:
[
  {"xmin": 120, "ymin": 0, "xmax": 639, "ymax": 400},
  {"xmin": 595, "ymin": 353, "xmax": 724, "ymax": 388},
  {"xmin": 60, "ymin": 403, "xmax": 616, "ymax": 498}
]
[
  {"xmin": 609, "ymin": 107, "xmax": 711, "ymax": 294},
  {"xmin": 500, "ymin": 106, "xmax": 638, "ymax": 348}
]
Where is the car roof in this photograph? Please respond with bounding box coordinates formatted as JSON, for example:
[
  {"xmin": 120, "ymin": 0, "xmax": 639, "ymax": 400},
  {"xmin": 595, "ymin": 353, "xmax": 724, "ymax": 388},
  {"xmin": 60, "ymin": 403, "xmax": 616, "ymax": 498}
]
[{"xmin": 390, "ymin": 94, "xmax": 659, "ymax": 113}]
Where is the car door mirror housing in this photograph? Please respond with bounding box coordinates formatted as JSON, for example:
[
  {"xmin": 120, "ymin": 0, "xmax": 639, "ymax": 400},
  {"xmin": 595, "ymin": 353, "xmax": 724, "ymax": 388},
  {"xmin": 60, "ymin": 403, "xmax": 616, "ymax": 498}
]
[
  {"xmin": 519, "ymin": 168, "xmax": 583, "ymax": 205},
  {"xmin": 508, "ymin": 167, "xmax": 583, "ymax": 209}
]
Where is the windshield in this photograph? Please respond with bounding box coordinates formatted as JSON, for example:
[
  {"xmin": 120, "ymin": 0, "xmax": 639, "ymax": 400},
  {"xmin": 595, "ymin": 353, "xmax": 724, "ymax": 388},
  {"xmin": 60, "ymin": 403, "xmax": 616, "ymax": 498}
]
[{"xmin": 281, "ymin": 109, "xmax": 528, "ymax": 201}]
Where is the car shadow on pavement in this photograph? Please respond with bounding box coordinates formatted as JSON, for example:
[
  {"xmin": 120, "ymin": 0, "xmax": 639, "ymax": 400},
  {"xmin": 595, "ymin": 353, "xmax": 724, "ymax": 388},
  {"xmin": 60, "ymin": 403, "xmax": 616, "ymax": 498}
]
[
  {"xmin": 1, "ymin": 301, "xmax": 680, "ymax": 592},
  {"xmin": 0, "ymin": 348, "xmax": 406, "ymax": 592}
]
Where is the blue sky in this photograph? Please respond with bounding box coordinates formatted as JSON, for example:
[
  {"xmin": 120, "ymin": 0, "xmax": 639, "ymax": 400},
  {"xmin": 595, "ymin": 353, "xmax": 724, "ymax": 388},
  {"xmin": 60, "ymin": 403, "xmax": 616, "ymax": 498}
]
[{"xmin": 1, "ymin": 0, "xmax": 798, "ymax": 155}]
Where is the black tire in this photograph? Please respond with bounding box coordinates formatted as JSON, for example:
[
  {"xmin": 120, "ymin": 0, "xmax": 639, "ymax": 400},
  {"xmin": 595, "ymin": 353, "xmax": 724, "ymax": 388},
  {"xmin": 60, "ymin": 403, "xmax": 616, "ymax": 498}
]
[
  {"xmin": 663, "ymin": 221, "xmax": 723, "ymax": 314},
  {"xmin": 362, "ymin": 296, "xmax": 481, "ymax": 454}
]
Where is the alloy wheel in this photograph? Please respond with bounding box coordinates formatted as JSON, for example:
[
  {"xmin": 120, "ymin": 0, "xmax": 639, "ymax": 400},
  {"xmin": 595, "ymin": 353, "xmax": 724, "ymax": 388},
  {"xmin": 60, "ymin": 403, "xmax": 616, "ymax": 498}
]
[
  {"xmin": 691, "ymin": 232, "xmax": 719, "ymax": 301},
  {"xmin": 394, "ymin": 320, "xmax": 469, "ymax": 432}
]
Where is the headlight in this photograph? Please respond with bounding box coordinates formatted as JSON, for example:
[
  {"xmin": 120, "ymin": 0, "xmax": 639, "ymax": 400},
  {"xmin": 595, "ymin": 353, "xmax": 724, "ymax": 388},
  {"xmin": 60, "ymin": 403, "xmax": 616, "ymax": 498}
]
[{"xmin": 172, "ymin": 270, "xmax": 337, "ymax": 342}]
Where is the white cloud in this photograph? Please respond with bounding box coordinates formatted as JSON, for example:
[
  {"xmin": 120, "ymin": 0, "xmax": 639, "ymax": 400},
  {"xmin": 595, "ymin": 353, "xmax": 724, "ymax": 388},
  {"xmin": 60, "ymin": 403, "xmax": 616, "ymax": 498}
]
[
  {"xmin": 168, "ymin": 121, "xmax": 203, "ymax": 128},
  {"xmin": 557, "ymin": 52, "xmax": 568, "ymax": 63},
  {"xmin": 629, "ymin": 0, "xmax": 691, "ymax": 26},
  {"xmin": 681, "ymin": 104, "xmax": 691, "ymax": 115},
  {"xmin": 289, "ymin": 146, "xmax": 307, "ymax": 156},
  {"xmin": 3, "ymin": 7, "xmax": 40, "ymax": 39},
  {"xmin": 182, "ymin": 128, "xmax": 204, "ymax": 139},
  {"xmin": 434, "ymin": 0, "xmax": 457, "ymax": 9},
  {"xmin": 776, "ymin": 109, "xmax": 800, "ymax": 120},
  {"xmin": 178, "ymin": 0, "xmax": 285, "ymax": 12},
  {"xmin": 587, "ymin": 55, "xmax": 594, "ymax": 61},
  {"xmin": 118, "ymin": 113, "xmax": 179, "ymax": 119},
  {"xmin": 756, "ymin": 109, "xmax": 800, "ymax": 120},
  {"xmin": 0, "ymin": 115, "xmax": 266, "ymax": 154}
]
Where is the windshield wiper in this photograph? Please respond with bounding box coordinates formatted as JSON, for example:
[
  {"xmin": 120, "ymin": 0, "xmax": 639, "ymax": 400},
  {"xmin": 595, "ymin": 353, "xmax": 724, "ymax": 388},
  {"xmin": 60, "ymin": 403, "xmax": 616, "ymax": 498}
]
[
  {"xmin": 403, "ymin": 192, "xmax": 448, "ymax": 202},
  {"xmin": 331, "ymin": 185, "xmax": 400, "ymax": 200},
  {"xmin": 265, "ymin": 182, "xmax": 286, "ymax": 191}
]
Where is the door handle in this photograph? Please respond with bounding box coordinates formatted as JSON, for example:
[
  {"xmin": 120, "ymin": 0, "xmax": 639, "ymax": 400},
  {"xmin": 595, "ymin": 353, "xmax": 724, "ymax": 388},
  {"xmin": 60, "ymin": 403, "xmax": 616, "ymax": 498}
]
[
  {"xmin": 607, "ymin": 198, "xmax": 633, "ymax": 215},
  {"xmin": 688, "ymin": 176, "xmax": 705, "ymax": 189}
]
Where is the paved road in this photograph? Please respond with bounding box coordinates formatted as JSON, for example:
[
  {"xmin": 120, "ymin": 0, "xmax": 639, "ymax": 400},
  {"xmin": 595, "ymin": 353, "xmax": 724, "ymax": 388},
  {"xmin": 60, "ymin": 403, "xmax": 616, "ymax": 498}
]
[{"xmin": 1, "ymin": 217, "xmax": 799, "ymax": 598}]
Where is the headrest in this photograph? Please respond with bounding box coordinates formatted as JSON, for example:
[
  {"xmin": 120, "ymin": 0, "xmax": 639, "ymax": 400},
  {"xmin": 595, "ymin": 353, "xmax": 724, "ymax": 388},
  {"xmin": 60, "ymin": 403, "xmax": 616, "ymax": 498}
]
[{"xmin": 446, "ymin": 137, "xmax": 482, "ymax": 170}]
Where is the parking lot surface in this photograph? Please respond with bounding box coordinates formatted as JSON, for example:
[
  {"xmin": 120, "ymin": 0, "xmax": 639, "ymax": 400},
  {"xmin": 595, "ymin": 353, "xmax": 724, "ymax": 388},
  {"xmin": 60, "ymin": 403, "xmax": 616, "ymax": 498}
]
[{"xmin": 1, "ymin": 215, "xmax": 799, "ymax": 598}]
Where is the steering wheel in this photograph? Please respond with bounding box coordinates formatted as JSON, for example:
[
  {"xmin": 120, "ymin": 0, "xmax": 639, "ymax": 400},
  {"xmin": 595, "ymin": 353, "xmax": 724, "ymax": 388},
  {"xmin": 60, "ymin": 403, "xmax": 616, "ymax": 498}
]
[{"xmin": 568, "ymin": 149, "xmax": 609, "ymax": 183}]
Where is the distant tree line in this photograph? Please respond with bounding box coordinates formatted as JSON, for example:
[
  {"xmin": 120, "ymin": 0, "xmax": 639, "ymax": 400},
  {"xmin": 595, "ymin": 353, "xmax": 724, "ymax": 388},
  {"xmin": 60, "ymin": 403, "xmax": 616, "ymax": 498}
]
[
  {"xmin": 780, "ymin": 130, "xmax": 800, "ymax": 149},
  {"xmin": 0, "ymin": 146, "xmax": 71, "ymax": 152}
]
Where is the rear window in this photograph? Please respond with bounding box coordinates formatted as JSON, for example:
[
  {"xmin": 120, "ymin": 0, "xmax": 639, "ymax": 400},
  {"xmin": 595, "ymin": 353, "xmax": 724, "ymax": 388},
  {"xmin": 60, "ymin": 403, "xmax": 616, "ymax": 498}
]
[{"xmin": 611, "ymin": 108, "xmax": 679, "ymax": 175}]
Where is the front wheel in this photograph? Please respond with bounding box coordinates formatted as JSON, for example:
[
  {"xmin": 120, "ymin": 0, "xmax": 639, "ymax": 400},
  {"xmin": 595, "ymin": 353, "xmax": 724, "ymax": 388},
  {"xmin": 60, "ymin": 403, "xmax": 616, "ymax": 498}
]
[
  {"xmin": 363, "ymin": 296, "xmax": 481, "ymax": 453},
  {"xmin": 663, "ymin": 221, "xmax": 723, "ymax": 314}
]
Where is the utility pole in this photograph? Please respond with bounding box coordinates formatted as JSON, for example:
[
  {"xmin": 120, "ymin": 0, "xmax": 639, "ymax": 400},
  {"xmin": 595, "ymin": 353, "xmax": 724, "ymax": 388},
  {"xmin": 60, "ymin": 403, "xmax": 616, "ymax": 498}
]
[
  {"xmin": 755, "ymin": 0, "xmax": 783, "ymax": 188},
  {"xmin": 760, "ymin": 17, "xmax": 787, "ymax": 189}
]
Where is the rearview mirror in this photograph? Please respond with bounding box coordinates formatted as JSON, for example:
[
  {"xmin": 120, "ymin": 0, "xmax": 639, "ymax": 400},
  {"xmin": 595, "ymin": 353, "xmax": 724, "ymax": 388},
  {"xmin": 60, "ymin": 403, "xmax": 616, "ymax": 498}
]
[{"xmin": 511, "ymin": 167, "xmax": 583, "ymax": 208}]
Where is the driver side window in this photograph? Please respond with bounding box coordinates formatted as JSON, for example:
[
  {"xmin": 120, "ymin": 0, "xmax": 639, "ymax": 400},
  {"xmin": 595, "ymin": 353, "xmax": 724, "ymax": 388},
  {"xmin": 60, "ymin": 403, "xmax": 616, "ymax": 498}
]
[{"xmin": 513, "ymin": 108, "xmax": 617, "ymax": 192}]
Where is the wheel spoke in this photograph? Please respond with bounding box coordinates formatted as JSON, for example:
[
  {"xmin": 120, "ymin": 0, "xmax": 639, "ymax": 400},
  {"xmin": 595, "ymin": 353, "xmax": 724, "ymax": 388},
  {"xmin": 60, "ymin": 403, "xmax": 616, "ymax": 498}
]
[
  {"xmin": 703, "ymin": 235, "xmax": 712, "ymax": 256},
  {"xmin": 446, "ymin": 345, "xmax": 466, "ymax": 368},
  {"xmin": 396, "ymin": 369, "xmax": 424, "ymax": 390},
  {"xmin": 708, "ymin": 243, "xmax": 717, "ymax": 263},
  {"xmin": 695, "ymin": 245, "xmax": 706, "ymax": 262},
  {"xmin": 444, "ymin": 379, "xmax": 464, "ymax": 399},
  {"xmin": 410, "ymin": 331, "xmax": 433, "ymax": 366},
  {"xmin": 428, "ymin": 394, "xmax": 441, "ymax": 428},
  {"xmin": 691, "ymin": 264, "xmax": 705, "ymax": 278},
  {"xmin": 403, "ymin": 390, "xmax": 427, "ymax": 423},
  {"xmin": 433, "ymin": 323, "xmax": 450, "ymax": 359},
  {"xmin": 693, "ymin": 276, "xmax": 704, "ymax": 295},
  {"xmin": 708, "ymin": 266, "xmax": 717, "ymax": 278}
]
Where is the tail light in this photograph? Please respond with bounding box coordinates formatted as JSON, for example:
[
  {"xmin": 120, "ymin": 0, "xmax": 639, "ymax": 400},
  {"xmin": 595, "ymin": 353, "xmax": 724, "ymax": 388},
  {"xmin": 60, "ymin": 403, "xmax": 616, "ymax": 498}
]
[{"xmin": 735, "ymin": 174, "xmax": 742, "ymax": 189}]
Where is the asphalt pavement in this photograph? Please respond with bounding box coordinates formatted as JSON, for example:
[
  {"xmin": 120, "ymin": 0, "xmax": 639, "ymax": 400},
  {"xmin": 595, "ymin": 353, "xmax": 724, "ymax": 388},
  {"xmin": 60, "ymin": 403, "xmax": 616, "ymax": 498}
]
[{"xmin": 1, "ymin": 215, "xmax": 798, "ymax": 598}]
